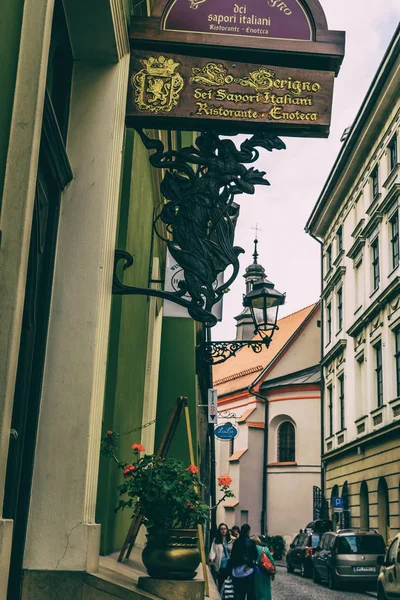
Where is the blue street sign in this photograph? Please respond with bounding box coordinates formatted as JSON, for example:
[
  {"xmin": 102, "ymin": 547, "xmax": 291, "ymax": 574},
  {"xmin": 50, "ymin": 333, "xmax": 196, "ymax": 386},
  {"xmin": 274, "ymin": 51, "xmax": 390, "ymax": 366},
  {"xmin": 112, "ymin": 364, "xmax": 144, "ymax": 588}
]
[
  {"xmin": 333, "ymin": 497, "xmax": 343, "ymax": 509},
  {"xmin": 214, "ymin": 423, "xmax": 239, "ymax": 441}
]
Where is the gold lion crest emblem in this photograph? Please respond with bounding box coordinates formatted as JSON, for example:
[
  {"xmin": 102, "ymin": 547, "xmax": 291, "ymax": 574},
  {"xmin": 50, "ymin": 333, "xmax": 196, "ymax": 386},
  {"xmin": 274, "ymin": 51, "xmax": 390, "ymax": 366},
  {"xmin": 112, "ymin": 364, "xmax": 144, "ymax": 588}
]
[{"xmin": 132, "ymin": 56, "xmax": 184, "ymax": 113}]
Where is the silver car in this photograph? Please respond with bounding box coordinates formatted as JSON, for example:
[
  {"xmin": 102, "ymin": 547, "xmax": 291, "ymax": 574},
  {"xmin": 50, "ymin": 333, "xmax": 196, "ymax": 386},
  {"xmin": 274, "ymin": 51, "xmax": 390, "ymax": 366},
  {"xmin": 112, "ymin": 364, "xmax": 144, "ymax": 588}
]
[
  {"xmin": 313, "ymin": 529, "xmax": 386, "ymax": 589},
  {"xmin": 377, "ymin": 532, "xmax": 400, "ymax": 599}
]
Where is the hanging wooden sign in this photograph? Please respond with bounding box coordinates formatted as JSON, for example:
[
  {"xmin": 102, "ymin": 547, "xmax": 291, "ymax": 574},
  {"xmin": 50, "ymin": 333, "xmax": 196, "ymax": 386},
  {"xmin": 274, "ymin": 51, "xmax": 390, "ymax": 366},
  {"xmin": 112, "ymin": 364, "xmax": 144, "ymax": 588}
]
[
  {"xmin": 126, "ymin": 50, "xmax": 334, "ymax": 137},
  {"xmin": 129, "ymin": 0, "xmax": 345, "ymax": 76},
  {"xmin": 163, "ymin": 0, "xmax": 313, "ymax": 42}
]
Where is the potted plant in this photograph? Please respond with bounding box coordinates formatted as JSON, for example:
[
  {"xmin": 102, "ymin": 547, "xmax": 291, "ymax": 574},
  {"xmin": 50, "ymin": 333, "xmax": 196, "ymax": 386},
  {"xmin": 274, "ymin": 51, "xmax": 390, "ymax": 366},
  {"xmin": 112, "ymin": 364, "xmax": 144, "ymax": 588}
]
[{"xmin": 101, "ymin": 433, "xmax": 233, "ymax": 580}]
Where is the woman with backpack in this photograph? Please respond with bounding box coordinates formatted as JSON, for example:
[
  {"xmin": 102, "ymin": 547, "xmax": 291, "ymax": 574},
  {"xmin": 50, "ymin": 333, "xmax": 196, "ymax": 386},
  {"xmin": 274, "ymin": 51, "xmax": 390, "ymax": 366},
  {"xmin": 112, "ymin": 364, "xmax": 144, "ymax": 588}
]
[
  {"xmin": 229, "ymin": 524, "xmax": 258, "ymax": 600},
  {"xmin": 252, "ymin": 536, "xmax": 276, "ymax": 600}
]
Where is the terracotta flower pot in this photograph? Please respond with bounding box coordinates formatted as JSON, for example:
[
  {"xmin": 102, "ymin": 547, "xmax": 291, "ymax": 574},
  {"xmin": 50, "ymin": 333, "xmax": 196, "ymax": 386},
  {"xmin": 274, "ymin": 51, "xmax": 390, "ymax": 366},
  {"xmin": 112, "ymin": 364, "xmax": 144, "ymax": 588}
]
[{"xmin": 142, "ymin": 527, "xmax": 201, "ymax": 580}]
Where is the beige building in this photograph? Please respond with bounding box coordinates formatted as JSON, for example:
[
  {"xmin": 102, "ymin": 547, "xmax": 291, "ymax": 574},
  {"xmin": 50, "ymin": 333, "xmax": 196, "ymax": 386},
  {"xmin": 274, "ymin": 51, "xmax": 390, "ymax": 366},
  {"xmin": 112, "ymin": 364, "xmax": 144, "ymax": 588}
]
[
  {"xmin": 306, "ymin": 27, "xmax": 400, "ymax": 542},
  {"xmin": 214, "ymin": 298, "xmax": 321, "ymax": 544}
]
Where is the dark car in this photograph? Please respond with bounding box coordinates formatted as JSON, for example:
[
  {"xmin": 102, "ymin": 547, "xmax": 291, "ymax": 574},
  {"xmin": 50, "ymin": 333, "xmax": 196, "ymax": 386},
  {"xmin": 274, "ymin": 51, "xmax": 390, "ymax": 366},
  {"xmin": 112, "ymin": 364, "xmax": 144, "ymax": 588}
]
[
  {"xmin": 286, "ymin": 531, "xmax": 323, "ymax": 578},
  {"xmin": 313, "ymin": 529, "xmax": 386, "ymax": 589}
]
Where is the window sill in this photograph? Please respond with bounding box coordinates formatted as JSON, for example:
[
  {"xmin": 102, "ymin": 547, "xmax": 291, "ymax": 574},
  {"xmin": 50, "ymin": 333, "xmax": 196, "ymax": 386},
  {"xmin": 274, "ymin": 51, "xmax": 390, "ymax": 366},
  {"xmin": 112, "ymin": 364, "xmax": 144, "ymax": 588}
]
[
  {"xmin": 336, "ymin": 328, "xmax": 343, "ymax": 336},
  {"xmin": 369, "ymin": 287, "xmax": 380, "ymax": 299},
  {"xmin": 267, "ymin": 462, "xmax": 297, "ymax": 467},
  {"xmin": 370, "ymin": 404, "xmax": 386, "ymax": 415},
  {"xmin": 354, "ymin": 305, "xmax": 363, "ymax": 316},
  {"xmin": 388, "ymin": 265, "xmax": 399, "ymax": 279},
  {"xmin": 333, "ymin": 249, "xmax": 345, "ymax": 267}
]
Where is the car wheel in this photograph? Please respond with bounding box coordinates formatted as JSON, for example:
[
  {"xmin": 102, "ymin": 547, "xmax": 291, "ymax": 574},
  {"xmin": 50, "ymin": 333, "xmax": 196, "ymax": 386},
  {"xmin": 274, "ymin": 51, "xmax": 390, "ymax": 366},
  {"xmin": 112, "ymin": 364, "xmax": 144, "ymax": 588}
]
[
  {"xmin": 313, "ymin": 567, "xmax": 321, "ymax": 584},
  {"xmin": 286, "ymin": 559, "xmax": 294, "ymax": 574},
  {"xmin": 327, "ymin": 569, "xmax": 337, "ymax": 590}
]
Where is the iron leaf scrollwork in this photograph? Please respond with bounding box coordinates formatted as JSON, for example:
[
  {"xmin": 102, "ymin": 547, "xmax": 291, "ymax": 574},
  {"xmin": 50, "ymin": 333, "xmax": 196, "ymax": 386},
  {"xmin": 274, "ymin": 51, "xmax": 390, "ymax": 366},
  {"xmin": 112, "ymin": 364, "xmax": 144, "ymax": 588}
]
[
  {"xmin": 198, "ymin": 340, "xmax": 265, "ymax": 365},
  {"xmin": 113, "ymin": 130, "xmax": 285, "ymax": 325}
]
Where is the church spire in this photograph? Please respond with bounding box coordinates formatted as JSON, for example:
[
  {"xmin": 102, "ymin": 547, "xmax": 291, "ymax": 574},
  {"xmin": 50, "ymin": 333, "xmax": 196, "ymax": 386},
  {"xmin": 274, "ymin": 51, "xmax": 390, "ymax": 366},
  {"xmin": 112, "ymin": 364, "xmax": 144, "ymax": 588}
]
[{"xmin": 234, "ymin": 232, "xmax": 267, "ymax": 340}]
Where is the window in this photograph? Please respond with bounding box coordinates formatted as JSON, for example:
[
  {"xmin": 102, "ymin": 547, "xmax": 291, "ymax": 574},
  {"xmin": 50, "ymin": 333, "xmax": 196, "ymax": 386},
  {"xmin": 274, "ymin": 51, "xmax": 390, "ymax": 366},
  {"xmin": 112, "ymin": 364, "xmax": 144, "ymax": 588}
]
[
  {"xmin": 278, "ymin": 421, "xmax": 295, "ymax": 462},
  {"xmin": 356, "ymin": 356, "xmax": 365, "ymax": 417},
  {"xmin": 327, "ymin": 385, "xmax": 333, "ymax": 437},
  {"xmin": 389, "ymin": 135, "xmax": 398, "ymax": 172},
  {"xmin": 337, "ymin": 226, "xmax": 343, "ymax": 254},
  {"xmin": 326, "ymin": 244, "xmax": 332, "ymax": 273},
  {"xmin": 390, "ymin": 211, "xmax": 399, "ymax": 271},
  {"xmin": 326, "ymin": 302, "xmax": 332, "ymax": 344},
  {"xmin": 338, "ymin": 374, "xmax": 345, "ymax": 430},
  {"xmin": 371, "ymin": 238, "xmax": 380, "ymax": 290},
  {"xmin": 337, "ymin": 287, "xmax": 343, "ymax": 331},
  {"xmin": 240, "ymin": 510, "xmax": 249, "ymax": 526},
  {"xmin": 354, "ymin": 260, "xmax": 363, "ymax": 310},
  {"xmin": 375, "ymin": 342, "xmax": 383, "ymax": 407},
  {"xmin": 337, "ymin": 535, "xmax": 386, "ymax": 555},
  {"xmin": 229, "ymin": 436, "xmax": 234, "ymax": 457},
  {"xmin": 371, "ymin": 166, "xmax": 379, "ymax": 199},
  {"xmin": 395, "ymin": 329, "xmax": 400, "ymax": 398}
]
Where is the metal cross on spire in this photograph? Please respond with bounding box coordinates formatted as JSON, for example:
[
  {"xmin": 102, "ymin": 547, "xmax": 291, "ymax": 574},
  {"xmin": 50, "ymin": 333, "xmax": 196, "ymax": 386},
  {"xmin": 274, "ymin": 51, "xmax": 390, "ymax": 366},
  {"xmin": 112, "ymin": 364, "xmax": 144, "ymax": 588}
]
[{"xmin": 251, "ymin": 224, "xmax": 263, "ymax": 264}]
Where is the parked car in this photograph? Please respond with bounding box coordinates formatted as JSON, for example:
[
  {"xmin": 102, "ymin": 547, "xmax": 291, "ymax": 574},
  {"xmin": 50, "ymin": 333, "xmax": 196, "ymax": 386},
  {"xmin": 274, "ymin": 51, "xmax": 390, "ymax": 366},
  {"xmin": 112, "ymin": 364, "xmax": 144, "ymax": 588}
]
[
  {"xmin": 286, "ymin": 531, "xmax": 323, "ymax": 577},
  {"xmin": 377, "ymin": 532, "xmax": 400, "ymax": 599},
  {"xmin": 304, "ymin": 519, "xmax": 333, "ymax": 534},
  {"xmin": 313, "ymin": 529, "xmax": 386, "ymax": 589}
]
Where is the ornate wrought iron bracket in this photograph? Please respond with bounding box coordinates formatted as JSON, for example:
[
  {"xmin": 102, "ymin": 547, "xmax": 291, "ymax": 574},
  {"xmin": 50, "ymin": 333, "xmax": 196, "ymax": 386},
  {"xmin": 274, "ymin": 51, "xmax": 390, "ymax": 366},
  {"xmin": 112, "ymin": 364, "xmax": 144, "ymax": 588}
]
[
  {"xmin": 112, "ymin": 129, "xmax": 285, "ymax": 326},
  {"xmin": 197, "ymin": 338, "xmax": 269, "ymax": 365}
]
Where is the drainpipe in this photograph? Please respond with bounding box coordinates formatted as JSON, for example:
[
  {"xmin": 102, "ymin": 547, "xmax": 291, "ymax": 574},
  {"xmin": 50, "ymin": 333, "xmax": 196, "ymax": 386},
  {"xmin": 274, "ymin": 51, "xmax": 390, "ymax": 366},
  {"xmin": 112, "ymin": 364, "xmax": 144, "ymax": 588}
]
[
  {"xmin": 248, "ymin": 382, "xmax": 268, "ymax": 535},
  {"xmin": 206, "ymin": 326, "xmax": 217, "ymax": 540},
  {"xmin": 307, "ymin": 229, "xmax": 325, "ymax": 500}
]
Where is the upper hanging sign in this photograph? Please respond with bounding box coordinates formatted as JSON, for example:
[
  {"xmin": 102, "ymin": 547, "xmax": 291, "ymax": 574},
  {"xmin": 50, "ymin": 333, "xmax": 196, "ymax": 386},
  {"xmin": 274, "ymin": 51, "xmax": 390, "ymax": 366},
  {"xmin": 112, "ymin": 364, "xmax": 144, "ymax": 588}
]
[
  {"xmin": 163, "ymin": 0, "xmax": 313, "ymax": 42},
  {"xmin": 129, "ymin": 0, "xmax": 345, "ymax": 75},
  {"xmin": 127, "ymin": 0, "xmax": 345, "ymax": 137}
]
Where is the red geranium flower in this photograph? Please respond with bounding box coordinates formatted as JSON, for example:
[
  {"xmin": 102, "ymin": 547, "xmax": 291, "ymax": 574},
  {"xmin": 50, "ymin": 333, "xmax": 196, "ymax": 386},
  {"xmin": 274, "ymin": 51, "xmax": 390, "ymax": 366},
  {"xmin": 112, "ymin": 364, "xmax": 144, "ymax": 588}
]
[
  {"xmin": 187, "ymin": 502, "xmax": 194, "ymax": 509},
  {"xmin": 123, "ymin": 464, "xmax": 136, "ymax": 478},
  {"xmin": 107, "ymin": 430, "xmax": 113, "ymax": 436},
  {"xmin": 131, "ymin": 443, "xmax": 145, "ymax": 452},
  {"xmin": 218, "ymin": 475, "xmax": 232, "ymax": 487},
  {"xmin": 186, "ymin": 464, "xmax": 199, "ymax": 474}
]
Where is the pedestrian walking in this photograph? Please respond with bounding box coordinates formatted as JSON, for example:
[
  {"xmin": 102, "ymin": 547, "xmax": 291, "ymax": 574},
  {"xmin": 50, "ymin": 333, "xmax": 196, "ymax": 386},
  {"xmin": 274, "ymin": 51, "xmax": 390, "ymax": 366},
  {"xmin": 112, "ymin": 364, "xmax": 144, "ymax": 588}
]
[
  {"xmin": 231, "ymin": 525, "xmax": 240, "ymax": 539},
  {"xmin": 252, "ymin": 536, "xmax": 275, "ymax": 600},
  {"xmin": 209, "ymin": 523, "xmax": 233, "ymax": 592},
  {"xmin": 230, "ymin": 524, "xmax": 258, "ymax": 600}
]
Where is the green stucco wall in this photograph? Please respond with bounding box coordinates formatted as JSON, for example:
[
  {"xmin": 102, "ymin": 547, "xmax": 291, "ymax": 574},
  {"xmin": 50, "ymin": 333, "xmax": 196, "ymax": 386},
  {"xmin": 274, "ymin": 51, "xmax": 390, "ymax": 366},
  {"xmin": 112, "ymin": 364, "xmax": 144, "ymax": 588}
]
[
  {"xmin": 97, "ymin": 129, "xmax": 157, "ymax": 555},
  {"xmin": 97, "ymin": 129, "xmax": 199, "ymax": 555},
  {"xmin": 154, "ymin": 317, "xmax": 198, "ymax": 465},
  {"xmin": 0, "ymin": 0, "xmax": 25, "ymax": 209}
]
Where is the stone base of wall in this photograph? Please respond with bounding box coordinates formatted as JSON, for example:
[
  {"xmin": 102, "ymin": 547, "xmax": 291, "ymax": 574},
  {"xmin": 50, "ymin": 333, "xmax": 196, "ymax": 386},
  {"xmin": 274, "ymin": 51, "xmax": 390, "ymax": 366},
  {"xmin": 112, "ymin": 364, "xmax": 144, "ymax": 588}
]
[{"xmin": 138, "ymin": 576, "xmax": 205, "ymax": 600}]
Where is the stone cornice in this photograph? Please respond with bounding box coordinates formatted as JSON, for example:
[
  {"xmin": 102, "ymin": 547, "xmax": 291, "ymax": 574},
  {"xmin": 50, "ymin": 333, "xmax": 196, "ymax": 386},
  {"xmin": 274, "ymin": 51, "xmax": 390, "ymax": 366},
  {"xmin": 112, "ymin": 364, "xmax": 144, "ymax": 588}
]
[
  {"xmin": 322, "ymin": 266, "xmax": 346, "ymax": 298},
  {"xmin": 379, "ymin": 182, "xmax": 400, "ymax": 214},
  {"xmin": 321, "ymin": 338, "xmax": 347, "ymax": 366},
  {"xmin": 361, "ymin": 213, "xmax": 383, "ymax": 239},
  {"xmin": 347, "ymin": 237, "xmax": 366, "ymax": 260},
  {"xmin": 323, "ymin": 418, "xmax": 400, "ymax": 461},
  {"xmin": 347, "ymin": 276, "xmax": 400, "ymax": 338}
]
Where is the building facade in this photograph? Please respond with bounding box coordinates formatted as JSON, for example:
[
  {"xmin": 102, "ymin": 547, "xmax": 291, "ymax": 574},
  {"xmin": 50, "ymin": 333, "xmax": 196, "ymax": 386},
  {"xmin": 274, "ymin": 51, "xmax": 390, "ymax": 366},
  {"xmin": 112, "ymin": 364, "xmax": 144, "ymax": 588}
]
[
  {"xmin": 0, "ymin": 1, "xmax": 202, "ymax": 598},
  {"xmin": 306, "ymin": 27, "xmax": 400, "ymax": 542},
  {"xmin": 214, "ymin": 268, "xmax": 321, "ymax": 544}
]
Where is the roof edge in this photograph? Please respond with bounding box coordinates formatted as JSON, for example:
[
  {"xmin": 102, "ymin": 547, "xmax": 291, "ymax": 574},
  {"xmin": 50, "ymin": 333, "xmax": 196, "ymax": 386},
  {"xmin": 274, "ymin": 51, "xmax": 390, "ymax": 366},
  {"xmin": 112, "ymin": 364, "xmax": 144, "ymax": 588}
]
[{"xmin": 306, "ymin": 25, "xmax": 400, "ymax": 236}]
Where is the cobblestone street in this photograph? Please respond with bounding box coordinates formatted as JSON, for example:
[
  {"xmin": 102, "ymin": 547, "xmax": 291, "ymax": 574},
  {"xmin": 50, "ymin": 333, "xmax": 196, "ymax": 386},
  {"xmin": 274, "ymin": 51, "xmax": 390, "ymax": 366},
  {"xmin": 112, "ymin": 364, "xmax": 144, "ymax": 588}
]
[{"xmin": 273, "ymin": 566, "xmax": 378, "ymax": 600}]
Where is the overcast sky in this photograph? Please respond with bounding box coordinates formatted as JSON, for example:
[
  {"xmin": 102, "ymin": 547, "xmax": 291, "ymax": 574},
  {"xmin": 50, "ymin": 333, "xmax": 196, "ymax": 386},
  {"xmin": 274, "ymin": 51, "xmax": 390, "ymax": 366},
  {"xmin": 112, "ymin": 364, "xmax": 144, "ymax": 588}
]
[{"xmin": 213, "ymin": 1, "xmax": 400, "ymax": 341}]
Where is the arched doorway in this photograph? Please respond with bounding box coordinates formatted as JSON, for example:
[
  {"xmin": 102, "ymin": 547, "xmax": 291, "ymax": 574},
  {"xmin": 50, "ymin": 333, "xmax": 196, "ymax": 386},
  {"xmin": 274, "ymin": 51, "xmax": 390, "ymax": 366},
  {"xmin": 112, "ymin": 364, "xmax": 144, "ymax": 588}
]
[
  {"xmin": 331, "ymin": 484, "xmax": 339, "ymax": 530},
  {"xmin": 360, "ymin": 481, "xmax": 369, "ymax": 529},
  {"xmin": 377, "ymin": 478, "xmax": 390, "ymax": 544}
]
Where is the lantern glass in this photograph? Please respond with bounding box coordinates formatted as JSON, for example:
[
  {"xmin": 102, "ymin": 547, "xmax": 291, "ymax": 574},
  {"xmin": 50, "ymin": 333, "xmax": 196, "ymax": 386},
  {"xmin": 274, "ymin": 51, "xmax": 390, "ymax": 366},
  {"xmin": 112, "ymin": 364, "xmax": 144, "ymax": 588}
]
[{"xmin": 243, "ymin": 277, "xmax": 285, "ymax": 344}]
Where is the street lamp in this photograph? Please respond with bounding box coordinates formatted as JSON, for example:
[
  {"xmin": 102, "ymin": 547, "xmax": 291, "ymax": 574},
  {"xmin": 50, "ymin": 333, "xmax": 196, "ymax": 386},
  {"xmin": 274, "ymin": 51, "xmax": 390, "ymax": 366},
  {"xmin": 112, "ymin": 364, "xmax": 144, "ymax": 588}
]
[
  {"xmin": 243, "ymin": 275, "xmax": 286, "ymax": 345},
  {"xmin": 198, "ymin": 267, "xmax": 285, "ymax": 365}
]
